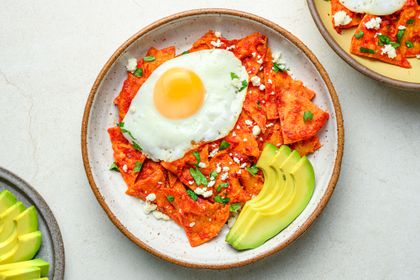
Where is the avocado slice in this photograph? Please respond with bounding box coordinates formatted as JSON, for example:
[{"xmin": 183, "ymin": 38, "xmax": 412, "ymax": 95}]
[
  {"xmin": 0, "ymin": 192, "xmax": 17, "ymax": 214},
  {"xmin": 0, "ymin": 266, "xmax": 40, "ymax": 280},
  {"xmin": 0, "ymin": 206, "xmax": 39, "ymax": 256},
  {"xmin": 0, "ymin": 231, "xmax": 42, "ymax": 264},
  {"xmin": 0, "ymin": 203, "xmax": 26, "ymax": 243},
  {"xmin": 226, "ymin": 149, "xmax": 315, "ymax": 250},
  {"xmin": 0, "ymin": 259, "xmax": 49, "ymax": 276}
]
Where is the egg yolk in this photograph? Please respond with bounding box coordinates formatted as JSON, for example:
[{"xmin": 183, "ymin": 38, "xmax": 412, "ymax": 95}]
[{"xmin": 154, "ymin": 67, "xmax": 205, "ymax": 119}]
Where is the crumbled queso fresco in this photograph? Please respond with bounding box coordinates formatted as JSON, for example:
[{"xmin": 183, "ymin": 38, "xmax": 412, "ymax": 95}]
[
  {"xmin": 333, "ymin": 11, "xmax": 352, "ymax": 27},
  {"xmin": 381, "ymin": 44, "xmax": 397, "ymax": 59},
  {"xmin": 365, "ymin": 17, "xmax": 382, "ymax": 30}
]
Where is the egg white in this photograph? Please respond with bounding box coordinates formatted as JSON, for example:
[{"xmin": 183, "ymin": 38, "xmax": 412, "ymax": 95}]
[
  {"xmin": 122, "ymin": 49, "xmax": 249, "ymax": 162},
  {"xmin": 339, "ymin": 0, "xmax": 406, "ymax": 15}
]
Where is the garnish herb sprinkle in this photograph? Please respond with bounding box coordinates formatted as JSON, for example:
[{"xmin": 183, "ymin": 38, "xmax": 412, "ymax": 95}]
[
  {"xmin": 360, "ymin": 47, "xmax": 375, "ymax": 54},
  {"xmin": 214, "ymin": 195, "xmax": 230, "ymax": 205},
  {"xmin": 193, "ymin": 151, "xmax": 201, "ymax": 166},
  {"xmin": 390, "ymin": 42, "xmax": 400, "ymax": 49},
  {"xmin": 186, "ymin": 189, "xmax": 198, "ymax": 201},
  {"xmin": 397, "ymin": 29, "xmax": 405, "ymax": 43},
  {"xmin": 189, "ymin": 167, "xmax": 208, "ymax": 186},
  {"xmin": 219, "ymin": 140, "xmax": 231, "ymax": 150},
  {"xmin": 167, "ymin": 195, "xmax": 175, "ymax": 202},
  {"xmin": 247, "ymin": 164, "xmax": 259, "ymax": 176},
  {"xmin": 229, "ymin": 203, "xmax": 242, "ymax": 213},
  {"xmin": 210, "ymin": 171, "xmax": 218, "ymax": 180},
  {"xmin": 216, "ymin": 183, "xmax": 229, "ymax": 192},
  {"xmin": 132, "ymin": 141, "xmax": 142, "ymax": 151},
  {"xmin": 230, "ymin": 72, "xmax": 239, "ymax": 80},
  {"xmin": 182, "ymin": 51, "xmax": 189, "ymax": 55},
  {"xmin": 354, "ymin": 31, "xmax": 364, "ymax": 39},
  {"xmin": 405, "ymin": 40, "xmax": 414, "ymax": 48},
  {"xmin": 273, "ymin": 62, "xmax": 289, "ymax": 73},
  {"xmin": 144, "ymin": 56, "xmax": 156, "ymax": 62},
  {"xmin": 303, "ymin": 111, "xmax": 313, "ymax": 121},
  {"xmin": 239, "ymin": 80, "xmax": 248, "ymax": 92},
  {"xmin": 133, "ymin": 161, "xmax": 143, "ymax": 173},
  {"xmin": 407, "ymin": 19, "xmax": 414, "ymax": 25},
  {"xmin": 133, "ymin": 68, "xmax": 143, "ymax": 77},
  {"xmin": 109, "ymin": 162, "xmax": 119, "ymax": 172},
  {"xmin": 378, "ymin": 34, "xmax": 390, "ymax": 45}
]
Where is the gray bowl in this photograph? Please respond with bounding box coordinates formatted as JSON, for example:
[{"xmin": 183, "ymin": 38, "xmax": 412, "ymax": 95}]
[{"xmin": 0, "ymin": 167, "xmax": 65, "ymax": 279}]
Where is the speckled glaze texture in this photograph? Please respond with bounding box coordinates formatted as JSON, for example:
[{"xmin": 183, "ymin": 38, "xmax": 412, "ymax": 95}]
[
  {"xmin": 82, "ymin": 9, "xmax": 344, "ymax": 269},
  {"xmin": 0, "ymin": 167, "xmax": 65, "ymax": 279}
]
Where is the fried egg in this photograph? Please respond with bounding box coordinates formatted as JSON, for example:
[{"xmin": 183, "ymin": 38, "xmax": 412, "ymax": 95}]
[
  {"xmin": 339, "ymin": 0, "xmax": 406, "ymax": 15},
  {"xmin": 122, "ymin": 49, "xmax": 248, "ymax": 162}
]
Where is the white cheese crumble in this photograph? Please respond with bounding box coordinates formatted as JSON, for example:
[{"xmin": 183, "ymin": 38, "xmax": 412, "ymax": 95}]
[
  {"xmin": 266, "ymin": 122, "xmax": 274, "ymax": 128},
  {"xmin": 257, "ymin": 57, "xmax": 263, "ymax": 64},
  {"xmin": 226, "ymin": 45, "xmax": 236, "ymax": 51},
  {"xmin": 267, "ymin": 79, "xmax": 273, "ymax": 84},
  {"xmin": 202, "ymin": 190, "xmax": 213, "ymax": 198},
  {"xmin": 222, "ymin": 166, "xmax": 230, "ymax": 172},
  {"xmin": 416, "ymin": 54, "xmax": 420, "ymax": 59},
  {"xmin": 214, "ymin": 31, "xmax": 221, "ymax": 37},
  {"xmin": 189, "ymin": 222, "xmax": 195, "ymax": 227},
  {"xmin": 250, "ymin": 76, "xmax": 261, "ymax": 86},
  {"xmin": 146, "ymin": 193, "xmax": 156, "ymax": 202},
  {"xmin": 232, "ymin": 132, "xmax": 237, "ymax": 137},
  {"xmin": 245, "ymin": 119, "xmax": 253, "ymax": 126},
  {"xmin": 333, "ymin": 11, "xmax": 352, "ymax": 27},
  {"xmin": 243, "ymin": 138, "xmax": 248, "ymax": 142},
  {"xmin": 188, "ymin": 180, "xmax": 194, "ymax": 185},
  {"xmin": 252, "ymin": 52, "xmax": 256, "ymax": 57},
  {"xmin": 216, "ymin": 164, "xmax": 222, "ymax": 173},
  {"xmin": 194, "ymin": 187, "xmax": 206, "ymax": 195},
  {"xmin": 233, "ymin": 157, "xmax": 241, "ymax": 164},
  {"xmin": 143, "ymin": 202, "xmax": 157, "ymax": 214},
  {"xmin": 126, "ymin": 58, "xmax": 137, "ymax": 72},
  {"xmin": 365, "ymin": 17, "xmax": 382, "ymax": 30},
  {"xmin": 198, "ymin": 162, "xmax": 206, "ymax": 168},
  {"xmin": 231, "ymin": 78, "xmax": 243, "ymax": 91},
  {"xmin": 207, "ymin": 180, "xmax": 216, "ymax": 187},
  {"xmin": 259, "ymin": 84, "xmax": 266, "ymax": 91},
  {"xmin": 152, "ymin": 210, "xmax": 170, "ymax": 221},
  {"xmin": 122, "ymin": 164, "xmax": 128, "ymax": 172},
  {"xmin": 240, "ymin": 162, "xmax": 247, "ymax": 169},
  {"xmin": 209, "ymin": 148, "xmax": 218, "ymax": 158},
  {"xmin": 227, "ymin": 214, "xmax": 238, "ymax": 228},
  {"xmin": 381, "ymin": 44, "xmax": 397, "ymax": 59},
  {"xmin": 252, "ymin": 125, "xmax": 261, "ymax": 136},
  {"xmin": 398, "ymin": 25, "xmax": 406, "ymax": 30},
  {"xmin": 210, "ymin": 39, "xmax": 223, "ymax": 48},
  {"xmin": 272, "ymin": 52, "xmax": 283, "ymax": 65},
  {"xmin": 220, "ymin": 172, "xmax": 229, "ymax": 181}
]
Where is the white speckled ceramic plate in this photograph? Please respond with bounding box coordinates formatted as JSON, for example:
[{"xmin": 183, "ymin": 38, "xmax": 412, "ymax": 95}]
[{"xmin": 82, "ymin": 9, "xmax": 344, "ymax": 269}]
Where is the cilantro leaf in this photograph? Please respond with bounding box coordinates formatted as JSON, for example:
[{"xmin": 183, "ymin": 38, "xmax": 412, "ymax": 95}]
[
  {"xmin": 397, "ymin": 29, "xmax": 405, "ymax": 43},
  {"xmin": 239, "ymin": 80, "xmax": 248, "ymax": 92},
  {"xmin": 167, "ymin": 195, "xmax": 174, "ymax": 202},
  {"xmin": 229, "ymin": 203, "xmax": 242, "ymax": 213},
  {"xmin": 193, "ymin": 151, "xmax": 201, "ymax": 166},
  {"xmin": 360, "ymin": 47, "xmax": 375, "ymax": 54},
  {"xmin": 219, "ymin": 140, "xmax": 231, "ymax": 151},
  {"xmin": 354, "ymin": 31, "xmax": 364, "ymax": 39},
  {"xmin": 407, "ymin": 19, "xmax": 414, "ymax": 25},
  {"xmin": 186, "ymin": 189, "xmax": 198, "ymax": 201},
  {"xmin": 230, "ymin": 72, "xmax": 239, "ymax": 80},
  {"xmin": 303, "ymin": 111, "xmax": 313, "ymax": 122},
  {"xmin": 182, "ymin": 50, "xmax": 189, "ymax": 55},
  {"xmin": 210, "ymin": 171, "xmax": 218, "ymax": 180},
  {"xmin": 405, "ymin": 40, "xmax": 414, "ymax": 48},
  {"xmin": 189, "ymin": 168, "xmax": 208, "ymax": 186},
  {"xmin": 109, "ymin": 162, "xmax": 119, "ymax": 172},
  {"xmin": 133, "ymin": 68, "xmax": 143, "ymax": 77},
  {"xmin": 214, "ymin": 195, "xmax": 230, "ymax": 205},
  {"xmin": 216, "ymin": 183, "xmax": 229, "ymax": 192},
  {"xmin": 133, "ymin": 161, "xmax": 143, "ymax": 173},
  {"xmin": 144, "ymin": 56, "xmax": 156, "ymax": 62},
  {"xmin": 246, "ymin": 164, "xmax": 259, "ymax": 176}
]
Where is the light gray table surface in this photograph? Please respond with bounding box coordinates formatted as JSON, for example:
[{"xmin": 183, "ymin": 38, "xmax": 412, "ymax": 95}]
[{"xmin": 1, "ymin": 0, "xmax": 419, "ymax": 279}]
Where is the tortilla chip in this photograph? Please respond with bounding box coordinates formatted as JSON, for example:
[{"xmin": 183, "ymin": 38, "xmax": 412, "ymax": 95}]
[
  {"xmin": 291, "ymin": 136, "xmax": 322, "ymax": 156},
  {"xmin": 331, "ymin": 0, "xmax": 364, "ymax": 33}
]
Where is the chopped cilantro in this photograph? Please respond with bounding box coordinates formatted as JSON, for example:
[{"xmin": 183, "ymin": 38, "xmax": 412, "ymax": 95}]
[
  {"xmin": 405, "ymin": 40, "xmax": 414, "ymax": 48},
  {"xmin": 229, "ymin": 203, "xmax": 242, "ymax": 213},
  {"xmin": 407, "ymin": 19, "xmax": 414, "ymax": 25},
  {"xmin": 133, "ymin": 68, "xmax": 143, "ymax": 77},
  {"xmin": 246, "ymin": 164, "xmax": 259, "ymax": 176},
  {"xmin": 397, "ymin": 29, "xmax": 405, "ymax": 43},
  {"xmin": 133, "ymin": 161, "xmax": 143, "ymax": 173},
  {"xmin": 378, "ymin": 34, "xmax": 390, "ymax": 45},
  {"xmin": 182, "ymin": 50, "xmax": 189, "ymax": 55},
  {"xmin": 193, "ymin": 151, "xmax": 201, "ymax": 166},
  {"xmin": 390, "ymin": 42, "xmax": 400, "ymax": 49},
  {"xmin": 210, "ymin": 171, "xmax": 218, "ymax": 180},
  {"xmin": 189, "ymin": 168, "xmax": 208, "ymax": 186},
  {"xmin": 216, "ymin": 183, "xmax": 229, "ymax": 192},
  {"xmin": 117, "ymin": 122, "xmax": 124, "ymax": 128},
  {"xmin": 360, "ymin": 47, "xmax": 375, "ymax": 54},
  {"xmin": 257, "ymin": 100, "xmax": 262, "ymax": 109},
  {"xmin": 214, "ymin": 195, "xmax": 230, "ymax": 205},
  {"xmin": 273, "ymin": 62, "xmax": 289, "ymax": 73},
  {"xmin": 354, "ymin": 31, "xmax": 364, "ymax": 39},
  {"xmin": 144, "ymin": 56, "xmax": 156, "ymax": 62},
  {"xmin": 219, "ymin": 140, "xmax": 231, "ymax": 151},
  {"xmin": 230, "ymin": 72, "xmax": 239, "ymax": 80},
  {"xmin": 109, "ymin": 162, "xmax": 119, "ymax": 172},
  {"xmin": 303, "ymin": 111, "xmax": 313, "ymax": 122},
  {"xmin": 132, "ymin": 141, "xmax": 142, "ymax": 151},
  {"xmin": 167, "ymin": 195, "xmax": 174, "ymax": 202},
  {"xmin": 186, "ymin": 189, "xmax": 198, "ymax": 201},
  {"xmin": 239, "ymin": 80, "xmax": 248, "ymax": 92}
]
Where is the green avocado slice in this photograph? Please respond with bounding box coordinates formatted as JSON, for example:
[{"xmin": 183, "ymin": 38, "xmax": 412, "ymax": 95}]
[
  {"xmin": 0, "ymin": 259, "xmax": 49, "ymax": 277},
  {"xmin": 0, "ymin": 266, "xmax": 41, "ymax": 280},
  {"xmin": 0, "ymin": 203, "xmax": 26, "ymax": 243},
  {"xmin": 0, "ymin": 231, "xmax": 42, "ymax": 264},
  {"xmin": 226, "ymin": 144, "xmax": 315, "ymax": 250},
  {"xmin": 0, "ymin": 192, "xmax": 17, "ymax": 214}
]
